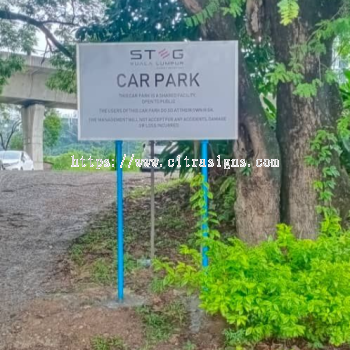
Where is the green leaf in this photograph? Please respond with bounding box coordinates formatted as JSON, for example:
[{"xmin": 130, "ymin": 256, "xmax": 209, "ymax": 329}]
[{"xmin": 278, "ymin": 0, "xmax": 299, "ymax": 25}]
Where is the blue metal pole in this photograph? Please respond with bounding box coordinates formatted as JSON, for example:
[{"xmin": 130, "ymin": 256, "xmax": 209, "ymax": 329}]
[
  {"xmin": 116, "ymin": 140, "xmax": 124, "ymax": 301},
  {"xmin": 201, "ymin": 140, "xmax": 209, "ymax": 268}
]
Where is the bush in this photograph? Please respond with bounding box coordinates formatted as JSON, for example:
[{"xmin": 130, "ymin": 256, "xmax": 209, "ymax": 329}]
[{"xmin": 156, "ymin": 223, "xmax": 350, "ymax": 347}]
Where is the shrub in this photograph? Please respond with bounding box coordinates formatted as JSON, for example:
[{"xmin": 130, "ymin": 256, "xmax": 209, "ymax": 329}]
[{"xmin": 155, "ymin": 223, "xmax": 350, "ymax": 347}]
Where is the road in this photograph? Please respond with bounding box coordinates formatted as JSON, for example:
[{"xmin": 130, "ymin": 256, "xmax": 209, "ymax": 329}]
[{"xmin": 0, "ymin": 171, "xmax": 163, "ymax": 329}]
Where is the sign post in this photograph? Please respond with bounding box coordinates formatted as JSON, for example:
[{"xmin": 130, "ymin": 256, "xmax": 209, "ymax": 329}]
[
  {"xmin": 77, "ymin": 41, "xmax": 238, "ymax": 302},
  {"xmin": 116, "ymin": 140, "xmax": 124, "ymax": 301},
  {"xmin": 150, "ymin": 140, "xmax": 155, "ymax": 259},
  {"xmin": 201, "ymin": 140, "xmax": 209, "ymax": 268}
]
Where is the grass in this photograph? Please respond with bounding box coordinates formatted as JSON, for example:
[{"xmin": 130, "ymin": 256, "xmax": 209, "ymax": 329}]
[
  {"xmin": 91, "ymin": 336, "xmax": 128, "ymax": 350},
  {"xmin": 136, "ymin": 300, "xmax": 187, "ymax": 343},
  {"xmin": 68, "ymin": 178, "xmax": 194, "ymax": 288},
  {"xmin": 183, "ymin": 341, "xmax": 196, "ymax": 350},
  {"xmin": 45, "ymin": 152, "xmax": 140, "ymax": 172},
  {"xmin": 149, "ymin": 277, "xmax": 168, "ymax": 294},
  {"xmin": 90, "ymin": 301, "xmax": 188, "ymax": 350},
  {"xmin": 69, "ymin": 212, "xmax": 139, "ymax": 285},
  {"xmin": 128, "ymin": 178, "xmax": 188, "ymax": 199},
  {"xmin": 65, "ymin": 178, "xmax": 218, "ymax": 350}
]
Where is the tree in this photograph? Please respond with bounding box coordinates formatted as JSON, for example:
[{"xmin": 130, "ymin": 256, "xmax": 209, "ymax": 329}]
[
  {"xmin": 1, "ymin": 0, "xmax": 350, "ymax": 242},
  {"xmin": 177, "ymin": 0, "xmax": 350, "ymax": 241},
  {"xmin": 44, "ymin": 109, "xmax": 62, "ymax": 150},
  {"xmin": 0, "ymin": 104, "xmax": 21, "ymax": 150},
  {"xmin": 9, "ymin": 132, "xmax": 23, "ymax": 150}
]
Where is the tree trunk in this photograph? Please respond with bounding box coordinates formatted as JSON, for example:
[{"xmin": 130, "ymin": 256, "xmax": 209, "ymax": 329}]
[
  {"xmin": 266, "ymin": 0, "xmax": 350, "ymax": 238},
  {"xmin": 181, "ymin": 0, "xmax": 281, "ymax": 243}
]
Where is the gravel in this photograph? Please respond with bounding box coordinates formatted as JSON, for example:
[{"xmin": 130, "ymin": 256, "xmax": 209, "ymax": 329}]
[{"xmin": 0, "ymin": 171, "xmax": 164, "ymax": 329}]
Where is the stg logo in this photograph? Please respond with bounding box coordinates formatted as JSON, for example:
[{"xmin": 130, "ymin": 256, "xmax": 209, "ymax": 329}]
[
  {"xmin": 158, "ymin": 49, "xmax": 170, "ymax": 59},
  {"xmin": 130, "ymin": 49, "xmax": 184, "ymax": 60}
]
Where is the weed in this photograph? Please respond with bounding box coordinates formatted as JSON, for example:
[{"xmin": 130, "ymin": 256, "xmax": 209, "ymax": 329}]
[
  {"xmin": 137, "ymin": 306, "xmax": 173, "ymax": 342},
  {"xmin": 128, "ymin": 178, "xmax": 188, "ymax": 199},
  {"xmin": 183, "ymin": 341, "xmax": 196, "ymax": 350},
  {"xmin": 163, "ymin": 300, "xmax": 187, "ymax": 326},
  {"xmin": 149, "ymin": 277, "xmax": 167, "ymax": 294},
  {"xmin": 91, "ymin": 254, "xmax": 139, "ymax": 286},
  {"xmin": 92, "ymin": 258, "xmax": 114, "ymax": 285},
  {"xmin": 91, "ymin": 336, "xmax": 128, "ymax": 350},
  {"xmin": 70, "ymin": 245, "xmax": 84, "ymax": 266},
  {"xmin": 137, "ymin": 300, "xmax": 187, "ymax": 344},
  {"xmin": 159, "ymin": 211, "xmax": 188, "ymax": 232}
]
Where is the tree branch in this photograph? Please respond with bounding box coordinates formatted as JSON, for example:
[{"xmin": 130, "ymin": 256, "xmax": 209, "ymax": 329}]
[
  {"xmin": 180, "ymin": 0, "xmax": 202, "ymax": 14},
  {"xmin": 0, "ymin": 132, "xmax": 5, "ymax": 150},
  {"xmin": 4, "ymin": 120, "xmax": 21, "ymax": 150},
  {"xmin": 0, "ymin": 10, "xmax": 74, "ymax": 61},
  {"xmin": 41, "ymin": 19, "xmax": 77, "ymax": 26}
]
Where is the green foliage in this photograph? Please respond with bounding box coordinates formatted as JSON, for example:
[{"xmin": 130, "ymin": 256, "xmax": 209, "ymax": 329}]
[
  {"xmin": 91, "ymin": 336, "xmax": 128, "ymax": 350},
  {"xmin": 44, "ymin": 109, "xmax": 62, "ymax": 149},
  {"xmin": 305, "ymin": 129, "xmax": 342, "ymax": 214},
  {"xmin": 339, "ymin": 70, "xmax": 350, "ymax": 173},
  {"xmin": 338, "ymin": 115, "xmax": 350, "ymax": 173},
  {"xmin": 267, "ymin": 5, "xmax": 350, "ymax": 99},
  {"xmin": 46, "ymin": 52, "xmax": 76, "ymax": 94},
  {"xmin": 160, "ymin": 140, "xmax": 196, "ymax": 177},
  {"xmin": 262, "ymin": 96, "xmax": 277, "ymax": 130},
  {"xmin": 77, "ymin": 0, "xmax": 198, "ymax": 44},
  {"xmin": 156, "ymin": 221, "xmax": 350, "ymax": 347},
  {"xmin": 277, "ymin": 0, "xmax": 299, "ymax": 25},
  {"xmin": 183, "ymin": 341, "xmax": 196, "ymax": 350},
  {"xmin": 44, "ymin": 151, "xmax": 139, "ymax": 172},
  {"xmin": 161, "ymin": 140, "xmax": 234, "ymax": 178},
  {"xmin": 92, "ymin": 258, "xmax": 115, "ymax": 285},
  {"xmin": 0, "ymin": 21, "xmax": 37, "ymax": 54},
  {"xmin": 185, "ymin": 0, "xmax": 222, "ymax": 27},
  {"xmin": 137, "ymin": 301, "xmax": 187, "ymax": 343},
  {"xmin": 44, "ymin": 151, "xmax": 107, "ymax": 171},
  {"xmin": 293, "ymin": 79, "xmax": 323, "ymax": 98},
  {"xmin": 223, "ymin": 0, "xmax": 245, "ymax": 17},
  {"xmin": 149, "ymin": 277, "xmax": 168, "ymax": 294},
  {"xmin": 0, "ymin": 55, "xmax": 23, "ymax": 93},
  {"xmin": 9, "ymin": 132, "xmax": 23, "ymax": 150},
  {"xmin": 0, "ymin": 104, "xmax": 21, "ymax": 150},
  {"xmin": 185, "ymin": 0, "xmax": 299, "ymax": 28},
  {"xmin": 212, "ymin": 176, "xmax": 236, "ymax": 224},
  {"xmin": 155, "ymin": 176, "xmax": 350, "ymax": 348}
]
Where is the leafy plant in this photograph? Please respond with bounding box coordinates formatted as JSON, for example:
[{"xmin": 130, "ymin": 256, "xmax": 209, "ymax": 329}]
[
  {"xmin": 155, "ymin": 178, "xmax": 350, "ymax": 348},
  {"xmin": 44, "ymin": 109, "xmax": 62, "ymax": 149},
  {"xmin": 305, "ymin": 129, "xmax": 342, "ymax": 211},
  {"xmin": 278, "ymin": 0, "xmax": 299, "ymax": 25},
  {"xmin": 212, "ymin": 176, "xmax": 236, "ymax": 224}
]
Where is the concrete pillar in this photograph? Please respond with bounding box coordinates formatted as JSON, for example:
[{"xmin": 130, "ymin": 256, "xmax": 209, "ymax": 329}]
[{"xmin": 21, "ymin": 104, "xmax": 45, "ymax": 170}]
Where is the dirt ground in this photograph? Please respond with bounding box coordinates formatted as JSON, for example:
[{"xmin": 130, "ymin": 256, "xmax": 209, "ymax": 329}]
[{"xmin": 0, "ymin": 171, "xmax": 172, "ymax": 349}]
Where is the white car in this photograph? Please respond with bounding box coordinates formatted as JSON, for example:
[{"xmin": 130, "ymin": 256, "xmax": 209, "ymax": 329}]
[{"xmin": 0, "ymin": 150, "xmax": 34, "ymax": 171}]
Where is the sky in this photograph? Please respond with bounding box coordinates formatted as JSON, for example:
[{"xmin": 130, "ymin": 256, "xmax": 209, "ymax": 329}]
[{"xmin": 35, "ymin": 32, "xmax": 47, "ymax": 53}]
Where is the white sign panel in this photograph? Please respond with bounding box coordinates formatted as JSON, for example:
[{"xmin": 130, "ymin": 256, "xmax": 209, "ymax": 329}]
[{"xmin": 77, "ymin": 41, "xmax": 238, "ymax": 140}]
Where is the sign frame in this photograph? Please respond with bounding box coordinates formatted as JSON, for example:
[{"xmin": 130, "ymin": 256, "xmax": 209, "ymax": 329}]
[{"xmin": 77, "ymin": 41, "xmax": 239, "ymax": 141}]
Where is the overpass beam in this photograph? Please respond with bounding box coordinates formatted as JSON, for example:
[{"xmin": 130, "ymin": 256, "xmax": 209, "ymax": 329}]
[{"xmin": 21, "ymin": 104, "xmax": 45, "ymax": 170}]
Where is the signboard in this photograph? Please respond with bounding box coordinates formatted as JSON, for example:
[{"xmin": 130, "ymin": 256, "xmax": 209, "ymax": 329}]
[{"xmin": 77, "ymin": 41, "xmax": 238, "ymax": 140}]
